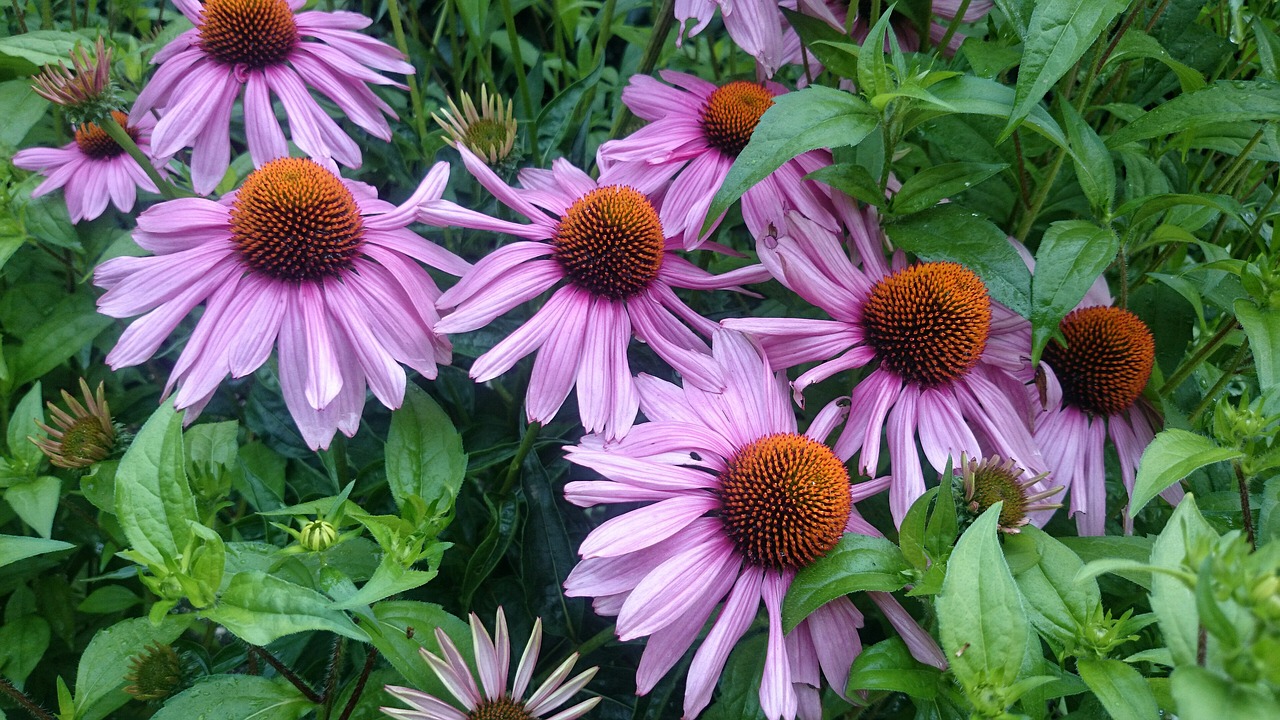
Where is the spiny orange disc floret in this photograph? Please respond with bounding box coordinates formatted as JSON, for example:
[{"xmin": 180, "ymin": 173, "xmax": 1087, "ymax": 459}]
[
  {"xmin": 467, "ymin": 696, "xmax": 533, "ymax": 720},
  {"xmin": 718, "ymin": 433, "xmax": 852, "ymax": 571},
  {"xmin": 860, "ymin": 262, "xmax": 991, "ymax": 386},
  {"xmin": 554, "ymin": 185, "xmax": 665, "ymax": 300},
  {"xmin": 230, "ymin": 157, "xmax": 365, "ymax": 281},
  {"xmin": 74, "ymin": 111, "xmax": 135, "ymax": 159},
  {"xmin": 199, "ymin": 0, "xmax": 298, "ymax": 68},
  {"xmin": 1042, "ymin": 306, "xmax": 1154, "ymax": 416},
  {"xmin": 701, "ymin": 81, "xmax": 774, "ymax": 157}
]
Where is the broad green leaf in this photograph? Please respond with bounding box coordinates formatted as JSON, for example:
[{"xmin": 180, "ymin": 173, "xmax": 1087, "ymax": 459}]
[
  {"xmin": 1004, "ymin": 0, "xmax": 1130, "ymax": 138},
  {"xmin": 0, "ymin": 615, "xmax": 49, "ymax": 685},
  {"xmin": 460, "ymin": 494, "xmax": 521, "ymax": 608},
  {"xmin": 74, "ymin": 615, "xmax": 191, "ymax": 720},
  {"xmin": 806, "ymin": 163, "xmax": 886, "ymax": 208},
  {"xmin": 1004, "ymin": 527, "xmax": 1100, "ymax": 650},
  {"xmin": 857, "ymin": 5, "xmax": 896, "ymax": 98},
  {"xmin": 938, "ymin": 503, "xmax": 1031, "ymax": 698},
  {"xmin": 1030, "ymin": 220, "xmax": 1120, "ymax": 364},
  {"xmin": 367, "ymin": 601, "xmax": 471, "ymax": 696},
  {"xmin": 1077, "ymin": 658, "xmax": 1159, "ymax": 720},
  {"xmin": 4, "ymin": 475, "xmax": 61, "ymax": 538},
  {"xmin": 1149, "ymin": 495, "xmax": 1216, "ymax": 667},
  {"xmin": 201, "ymin": 571, "xmax": 368, "ymax": 645},
  {"xmin": 0, "ymin": 81, "xmax": 48, "ymax": 150},
  {"xmin": 1261, "ymin": 476, "xmax": 1280, "ymax": 545},
  {"xmin": 1060, "ymin": 535, "xmax": 1154, "ymax": 589},
  {"xmin": 914, "ymin": 76, "xmax": 1069, "ymax": 149},
  {"xmin": 0, "ymin": 534, "xmax": 72, "ymax": 569},
  {"xmin": 114, "ymin": 402, "xmax": 197, "ymax": 566},
  {"xmin": 328, "ymin": 553, "xmax": 438, "ymax": 610},
  {"xmin": 1171, "ymin": 665, "xmax": 1280, "ymax": 720},
  {"xmin": 703, "ymin": 634, "xmax": 768, "ymax": 720},
  {"xmin": 385, "ymin": 383, "xmax": 467, "ymax": 511},
  {"xmin": 1116, "ymin": 193, "xmax": 1244, "ymax": 227},
  {"xmin": 890, "ymin": 162, "xmax": 1008, "ymax": 216},
  {"xmin": 993, "ymin": 0, "xmax": 1034, "ymax": 38},
  {"xmin": 781, "ymin": 534, "xmax": 911, "ymax": 632},
  {"xmin": 150, "ymin": 675, "xmax": 315, "ymax": 720},
  {"xmin": 77, "ymin": 586, "xmax": 141, "ymax": 614},
  {"xmin": 1061, "ymin": 102, "xmax": 1116, "ymax": 214},
  {"xmin": 702, "ymin": 87, "xmax": 879, "ymax": 234},
  {"xmin": 1107, "ymin": 29, "xmax": 1206, "ymax": 93},
  {"xmin": 1109, "ymin": 80, "xmax": 1280, "ymax": 146},
  {"xmin": 846, "ymin": 637, "xmax": 943, "ymax": 699},
  {"xmin": 0, "ymin": 30, "xmax": 84, "ymax": 66},
  {"xmin": 7, "ymin": 381, "xmax": 44, "ymax": 469},
  {"xmin": 780, "ymin": 9, "xmax": 860, "ymax": 78},
  {"xmin": 883, "ymin": 204, "xmax": 1033, "ymax": 316},
  {"xmin": 1131, "ymin": 430, "xmax": 1242, "ymax": 515},
  {"xmin": 1235, "ymin": 298, "xmax": 1280, "ymax": 391},
  {"xmin": 12, "ymin": 302, "xmax": 113, "ymax": 386}
]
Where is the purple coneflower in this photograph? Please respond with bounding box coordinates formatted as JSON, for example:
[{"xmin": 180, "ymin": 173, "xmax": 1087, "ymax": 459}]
[
  {"xmin": 13, "ymin": 111, "xmax": 164, "ymax": 223},
  {"xmin": 434, "ymin": 146, "xmax": 770, "ymax": 440},
  {"xmin": 597, "ymin": 70, "xmax": 836, "ymax": 249},
  {"xmin": 382, "ymin": 608, "xmax": 600, "ymax": 720},
  {"xmin": 95, "ymin": 157, "xmax": 472, "ymax": 450},
  {"xmin": 1034, "ymin": 282, "xmax": 1182, "ymax": 535},
  {"xmin": 723, "ymin": 208, "xmax": 1046, "ymax": 526},
  {"xmin": 563, "ymin": 330, "xmax": 945, "ymax": 720},
  {"xmin": 133, "ymin": 0, "xmax": 413, "ymax": 194}
]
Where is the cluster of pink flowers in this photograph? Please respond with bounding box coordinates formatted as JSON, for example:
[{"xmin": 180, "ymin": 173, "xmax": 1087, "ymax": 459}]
[{"xmin": 12, "ymin": 1, "xmax": 1178, "ymax": 718}]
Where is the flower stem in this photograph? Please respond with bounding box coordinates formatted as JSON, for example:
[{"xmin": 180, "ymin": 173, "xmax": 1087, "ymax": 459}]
[
  {"xmin": 576, "ymin": 624, "xmax": 616, "ymax": 658},
  {"xmin": 499, "ymin": 0, "xmax": 539, "ymax": 150},
  {"xmin": 99, "ymin": 113, "xmax": 180, "ymax": 200},
  {"xmin": 1235, "ymin": 459, "xmax": 1257, "ymax": 550},
  {"xmin": 608, "ymin": 0, "xmax": 676, "ymax": 141},
  {"xmin": 249, "ymin": 645, "xmax": 322, "ymax": 704},
  {"xmin": 1159, "ymin": 319, "xmax": 1237, "ymax": 396},
  {"xmin": 0, "ymin": 676, "xmax": 55, "ymax": 720},
  {"xmin": 385, "ymin": 0, "xmax": 429, "ymax": 158},
  {"xmin": 336, "ymin": 646, "xmax": 378, "ymax": 720},
  {"xmin": 500, "ymin": 421, "xmax": 541, "ymax": 497},
  {"xmin": 936, "ymin": 0, "xmax": 973, "ymax": 54}
]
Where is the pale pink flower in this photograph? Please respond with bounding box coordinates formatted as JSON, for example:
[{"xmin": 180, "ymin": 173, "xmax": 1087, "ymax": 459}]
[
  {"xmin": 382, "ymin": 608, "xmax": 600, "ymax": 720},
  {"xmin": 563, "ymin": 330, "xmax": 945, "ymax": 720},
  {"xmin": 13, "ymin": 110, "xmax": 164, "ymax": 223},
  {"xmin": 597, "ymin": 70, "xmax": 836, "ymax": 249},
  {"xmin": 723, "ymin": 206, "xmax": 1048, "ymax": 526},
  {"xmin": 433, "ymin": 146, "xmax": 771, "ymax": 440},
  {"xmin": 132, "ymin": 0, "xmax": 412, "ymax": 194},
  {"xmin": 1034, "ymin": 280, "xmax": 1183, "ymax": 535},
  {"xmin": 95, "ymin": 157, "xmax": 471, "ymax": 450}
]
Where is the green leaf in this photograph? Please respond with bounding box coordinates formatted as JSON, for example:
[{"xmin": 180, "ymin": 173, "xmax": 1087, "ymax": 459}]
[
  {"xmin": 1003, "ymin": 0, "xmax": 1130, "ymax": 138},
  {"xmin": 846, "ymin": 637, "xmax": 943, "ymax": 699},
  {"xmin": 150, "ymin": 675, "xmax": 315, "ymax": 720},
  {"xmin": 1171, "ymin": 665, "xmax": 1280, "ymax": 720},
  {"xmin": 1149, "ymin": 495, "xmax": 1216, "ymax": 667},
  {"xmin": 460, "ymin": 495, "xmax": 521, "ymax": 608},
  {"xmin": 806, "ymin": 163, "xmax": 887, "ymax": 208},
  {"xmin": 702, "ymin": 87, "xmax": 879, "ymax": 235},
  {"xmin": 11, "ymin": 301, "xmax": 113, "ymax": 387},
  {"xmin": 938, "ymin": 503, "xmax": 1030, "ymax": 697},
  {"xmin": 1235, "ymin": 298, "xmax": 1280, "ymax": 391},
  {"xmin": 0, "ymin": 30, "xmax": 84, "ymax": 65},
  {"xmin": 1106, "ymin": 29, "xmax": 1206, "ymax": 94},
  {"xmin": 0, "ymin": 615, "xmax": 49, "ymax": 685},
  {"xmin": 883, "ymin": 204, "xmax": 1034, "ymax": 316},
  {"xmin": 780, "ymin": 9, "xmax": 860, "ymax": 78},
  {"xmin": 4, "ymin": 475, "xmax": 61, "ymax": 538},
  {"xmin": 328, "ymin": 553, "xmax": 438, "ymax": 610},
  {"xmin": 1029, "ymin": 220, "xmax": 1120, "ymax": 364},
  {"xmin": 0, "ymin": 534, "xmax": 72, "ymax": 569},
  {"xmin": 1004, "ymin": 527, "xmax": 1100, "ymax": 650},
  {"xmin": 114, "ymin": 402, "xmax": 197, "ymax": 566},
  {"xmin": 74, "ymin": 615, "xmax": 191, "ymax": 720},
  {"xmin": 921, "ymin": 77, "xmax": 1069, "ymax": 150},
  {"xmin": 8, "ymin": 381, "xmax": 44, "ymax": 469},
  {"xmin": 1077, "ymin": 658, "xmax": 1159, "ymax": 720},
  {"xmin": 1060, "ymin": 535, "xmax": 1154, "ymax": 589},
  {"xmin": 1061, "ymin": 102, "xmax": 1116, "ymax": 214},
  {"xmin": 890, "ymin": 162, "xmax": 1008, "ymax": 216},
  {"xmin": 385, "ymin": 383, "xmax": 466, "ymax": 512},
  {"xmin": 77, "ymin": 586, "xmax": 141, "ymax": 614},
  {"xmin": 0, "ymin": 80, "xmax": 47, "ymax": 152},
  {"xmin": 366, "ymin": 601, "xmax": 471, "ymax": 696},
  {"xmin": 703, "ymin": 634, "xmax": 768, "ymax": 720},
  {"xmin": 857, "ymin": 5, "xmax": 896, "ymax": 98},
  {"xmin": 201, "ymin": 571, "xmax": 368, "ymax": 645},
  {"xmin": 1131, "ymin": 430, "xmax": 1242, "ymax": 516},
  {"xmin": 1109, "ymin": 80, "xmax": 1280, "ymax": 146},
  {"xmin": 781, "ymin": 534, "xmax": 911, "ymax": 632}
]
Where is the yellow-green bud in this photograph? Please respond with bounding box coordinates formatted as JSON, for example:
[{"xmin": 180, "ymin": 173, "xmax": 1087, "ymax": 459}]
[{"xmin": 300, "ymin": 519, "xmax": 338, "ymax": 552}]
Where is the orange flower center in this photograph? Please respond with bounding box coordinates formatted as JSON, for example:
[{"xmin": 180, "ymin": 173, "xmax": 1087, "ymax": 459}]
[
  {"xmin": 554, "ymin": 185, "xmax": 665, "ymax": 300},
  {"xmin": 74, "ymin": 111, "xmax": 135, "ymax": 159},
  {"xmin": 199, "ymin": 0, "xmax": 298, "ymax": 68},
  {"xmin": 229, "ymin": 158, "xmax": 364, "ymax": 281},
  {"xmin": 718, "ymin": 433, "xmax": 852, "ymax": 571},
  {"xmin": 467, "ymin": 696, "xmax": 532, "ymax": 720},
  {"xmin": 860, "ymin": 262, "xmax": 991, "ymax": 386},
  {"xmin": 1042, "ymin": 306, "xmax": 1154, "ymax": 416},
  {"xmin": 701, "ymin": 81, "xmax": 774, "ymax": 157}
]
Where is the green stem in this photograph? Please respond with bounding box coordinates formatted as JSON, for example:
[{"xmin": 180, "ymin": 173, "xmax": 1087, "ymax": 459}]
[
  {"xmin": 608, "ymin": 0, "xmax": 676, "ymax": 141},
  {"xmin": 935, "ymin": 0, "xmax": 972, "ymax": 54},
  {"xmin": 1014, "ymin": 148, "xmax": 1067, "ymax": 241},
  {"xmin": 336, "ymin": 646, "xmax": 378, "ymax": 720},
  {"xmin": 1209, "ymin": 127, "xmax": 1265, "ymax": 195},
  {"xmin": 1235, "ymin": 459, "xmax": 1257, "ymax": 550},
  {"xmin": 385, "ymin": 0, "xmax": 429, "ymax": 158},
  {"xmin": 328, "ymin": 434, "xmax": 350, "ymax": 492},
  {"xmin": 0, "ymin": 676, "xmax": 54, "ymax": 720},
  {"xmin": 1159, "ymin": 319, "xmax": 1237, "ymax": 395},
  {"xmin": 592, "ymin": 0, "xmax": 618, "ymax": 66},
  {"xmin": 499, "ymin": 0, "xmax": 539, "ymax": 151},
  {"xmin": 1188, "ymin": 339, "xmax": 1248, "ymax": 424},
  {"xmin": 100, "ymin": 113, "xmax": 180, "ymax": 199},
  {"xmin": 499, "ymin": 421, "xmax": 541, "ymax": 497},
  {"xmin": 10, "ymin": 0, "xmax": 27, "ymax": 32},
  {"xmin": 576, "ymin": 624, "xmax": 617, "ymax": 659}
]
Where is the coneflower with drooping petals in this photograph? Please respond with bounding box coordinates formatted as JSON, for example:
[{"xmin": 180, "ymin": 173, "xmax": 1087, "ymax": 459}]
[
  {"xmin": 597, "ymin": 70, "xmax": 837, "ymax": 249},
  {"xmin": 432, "ymin": 146, "xmax": 771, "ymax": 440},
  {"xmin": 31, "ymin": 379, "xmax": 117, "ymax": 469},
  {"xmin": 132, "ymin": 0, "xmax": 413, "ymax": 194},
  {"xmin": 722, "ymin": 205, "xmax": 1047, "ymax": 527},
  {"xmin": 94, "ymin": 157, "xmax": 481, "ymax": 450},
  {"xmin": 563, "ymin": 330, "xmax": 945, "ymax": 720},
  {"xmin": 1034, "ymin": 280, "xmax": 1183, "ymax": 535},
  {"xmin": 381, "ymin": 607, "xmax": 600, "ymax": 720}
]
